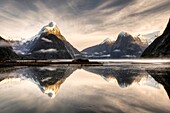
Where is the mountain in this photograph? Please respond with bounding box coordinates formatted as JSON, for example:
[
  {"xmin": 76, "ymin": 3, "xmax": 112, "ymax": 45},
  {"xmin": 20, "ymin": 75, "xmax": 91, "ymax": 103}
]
[
  {"xmin": 81, "ymin": 32, "xmax": 148, "ymax": 59},
  {"xmin": 141, "ymin": 19, "xmax": 170, "ymax": 58},
  {"xmin": 20, "ymin": 22, "xmax": 80, "ymax": 59},
  {"xmin": 142, "ymin": 31, "xmax": 160, "ymax": 45},
  {"xmin": 0, "ymin": 36, "xmax": 19, "ymax": 60},
  {"xmin": 81, "ymin": 38, "xmax": 113, "ymax": 59},
  {"xmin": 111, "ymin": 32, "xmax": 148, "ymax": 58}
]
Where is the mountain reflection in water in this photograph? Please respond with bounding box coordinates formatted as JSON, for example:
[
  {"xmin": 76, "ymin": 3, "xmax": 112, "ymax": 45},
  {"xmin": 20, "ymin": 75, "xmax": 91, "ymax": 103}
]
[
  {"xmin": 83, "ymin": 66, "xmax": 149, "ymax": 88},
  {"xmin": 0, "ymin": 66, "xmax": 77, "ymax": 98},
  {"xmin": 0, "ymin": 64, "xmax": 170, "ymax": 113},
  {"xmin": 147, "ymin": 67, "xmax": 170, "ymax": 99}
]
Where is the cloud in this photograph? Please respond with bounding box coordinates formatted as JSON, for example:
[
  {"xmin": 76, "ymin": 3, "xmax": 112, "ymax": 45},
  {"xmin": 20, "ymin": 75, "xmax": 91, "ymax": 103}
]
[
  {"xmin": 0, "ymin": 0, "xmax": 169, "ymax": 50},
  {"xmin": 0, "ymin": 41, "xmax": 10, "ymax": 47},
  {"xmin": 129, "ymin": 1, "xmax": 170, "ymax": 17}
]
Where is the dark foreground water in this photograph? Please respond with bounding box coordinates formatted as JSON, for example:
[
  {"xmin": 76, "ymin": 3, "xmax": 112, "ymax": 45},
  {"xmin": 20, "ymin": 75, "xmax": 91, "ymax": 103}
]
[{"xmin": 0, "ymin": 62, "xmax": 170, "ymax": 113}]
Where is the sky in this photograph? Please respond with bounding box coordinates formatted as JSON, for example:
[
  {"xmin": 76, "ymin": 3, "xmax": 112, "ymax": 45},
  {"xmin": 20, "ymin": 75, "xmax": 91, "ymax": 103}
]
[{"xmin": 0, "ymin": 0, "xmax": 170, "ymax": 50}]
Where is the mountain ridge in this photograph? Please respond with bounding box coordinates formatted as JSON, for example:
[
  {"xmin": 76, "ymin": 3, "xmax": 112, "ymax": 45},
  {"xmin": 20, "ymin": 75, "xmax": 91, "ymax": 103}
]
[
  {"xmin": 141, "ymin": 19, "xmax": 170, "ymax": 58},
  {"xmin": 17, "ymin": 22, "xmax": 80, "ymax": 59},
  {"xmin": 82, "ymin": 31, "xmax": 148, "ymax": 59}
]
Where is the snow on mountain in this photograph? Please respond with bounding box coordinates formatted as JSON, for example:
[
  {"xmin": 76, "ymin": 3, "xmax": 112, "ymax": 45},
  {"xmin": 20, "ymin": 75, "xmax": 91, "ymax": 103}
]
[
  {"xmin": 14, "ymin": 22, "xmax": 64, "ymax": 53},
  {"xmin": 141, "ymin": 19, "xmax": 170, "ymax": 58},
  {"xmin": 41, "ymin": 37, "xmax": 53, "ymax": 43},
  {"xmin": 119, "ymin": 31, "xmax": 127, "ymax": 37},
  {"xmin": 82, "ymin": 31, "xmax": 149, "ymax": 59},
  {"xmin": 135, "ymin": 31, "xmax": 160, "ymax": 45},
  {"xmin": 38, "ymin": 22, "xmax": 65, "ymax": 40},
  {"xmin": 35, "ymin": 49, "xmax": 57, "ymax": 53},
  {"xmin": 111, "ymin": 31, "xmax": 148, "ymax": 58},
  {"xmin": 13, "ymin": 22, "xmax": 80, "ymax": 59},
  {"xmin": 143, "ymin": 31, "xmax": 160, "ymax": 45}
]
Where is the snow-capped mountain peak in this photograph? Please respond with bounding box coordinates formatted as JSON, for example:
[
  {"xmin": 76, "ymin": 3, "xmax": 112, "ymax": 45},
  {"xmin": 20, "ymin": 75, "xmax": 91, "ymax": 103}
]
[
  {"xmin": 116, "ymin": 31, "xmax": 133, "ymax": 43},
  {"xmin": 38, "ymin": 22, "xmax": 64, "ymax": 40},
  {"xmin": 15, "ymin": 21, "xmax": 71, "ymax": 55},
  {"xmin": 118, "ymin": 31, "xmax": 128, "ymax": 37},
  {"xmin": 48, "ymin": 21, "xmax": 57, "ymax": 27}
]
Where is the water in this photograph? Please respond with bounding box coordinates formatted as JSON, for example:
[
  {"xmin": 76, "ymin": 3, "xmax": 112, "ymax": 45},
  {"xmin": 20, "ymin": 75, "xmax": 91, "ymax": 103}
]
[{"xmin": 0, "ymin": 62, "xmax": 170, "ymax": 113}]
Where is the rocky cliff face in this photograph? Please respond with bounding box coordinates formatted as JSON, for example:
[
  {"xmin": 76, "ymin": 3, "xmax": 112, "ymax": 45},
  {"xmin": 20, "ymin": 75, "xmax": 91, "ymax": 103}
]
[
  {"xmin": 111, "ymin": 32, "xmax": 148, "ymax": 58},
  {"xmin": 0, "ymin": 36, "xmax": 19, "ymax": 60},
  {"xmin": 21, "ymin": 22, "xmax": 80, "ymax": 59},
  {"xmin": 81, "ymin": 32, "xmax": 148, "ymax": 59},
  {"xmin": 141, "ymin": 19, "xmax": 170, "ymax": 58},
  {"xmin": 25, "ymin": 34, "xmax": 75, "ymax": 59}
]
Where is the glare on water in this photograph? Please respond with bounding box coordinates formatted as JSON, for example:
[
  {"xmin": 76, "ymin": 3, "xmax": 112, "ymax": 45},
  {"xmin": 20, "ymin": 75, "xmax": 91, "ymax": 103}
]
[{"xmin": 0, "ymin": 62, "xmax": 170, "ymax": 113}]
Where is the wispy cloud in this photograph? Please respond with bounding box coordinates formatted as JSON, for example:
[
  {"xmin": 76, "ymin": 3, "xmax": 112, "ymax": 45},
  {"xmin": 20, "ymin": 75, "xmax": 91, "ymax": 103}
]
[{"xmin": 0, "ymin": 0, "xmax": 169, "ymax": 50}]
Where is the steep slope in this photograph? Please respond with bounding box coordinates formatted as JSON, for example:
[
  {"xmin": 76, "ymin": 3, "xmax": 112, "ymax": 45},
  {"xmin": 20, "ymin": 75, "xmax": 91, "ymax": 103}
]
[
  {"xmin": 141, "ymin": 19, "xmax": 170, "ymax": 58},
  {"xmin": 81, "ymin": 32, "xmax": 148, "ymax": 59},
  {"xmin": 81, "ymin": 38, "xmax": 113, "ymax": 58},
  {"xmin": 0, "ymin": 36, "xmax": 19, "ymax": 60},
  {"xmin": 22, "ymin": 22, "xmax": 80, "ymax": 59},
  {"xmin": 111, "ymin": 32, "xmax": 148, "ymax": 58},
  {"xmin": 25, "ymin": 34, "xmax": 73, "ymax": 59}
]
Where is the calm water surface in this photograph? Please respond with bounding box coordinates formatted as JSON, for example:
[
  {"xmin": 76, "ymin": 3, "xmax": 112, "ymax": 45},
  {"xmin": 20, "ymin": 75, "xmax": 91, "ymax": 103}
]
[{"xmin": 0, "ymin": 62, "xmax": 170, "ymax": 113}]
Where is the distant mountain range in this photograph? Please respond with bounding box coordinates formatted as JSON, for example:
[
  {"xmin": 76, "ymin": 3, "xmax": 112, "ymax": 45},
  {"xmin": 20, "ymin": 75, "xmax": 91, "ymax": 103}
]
[
  {"xmin": 81, "ymin": 38, "xmax": 113, "ymax": 58},
  {"xmin": 82, "ymin": 32, "xmax": 148, "ymax": 59},
  {"xmin": 0, "ymin": 19, "xmax": 170, "ymax": 60},
  {"xmin": 111, "ymin": 32, "xmax": 148, "ymax": 58}
]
